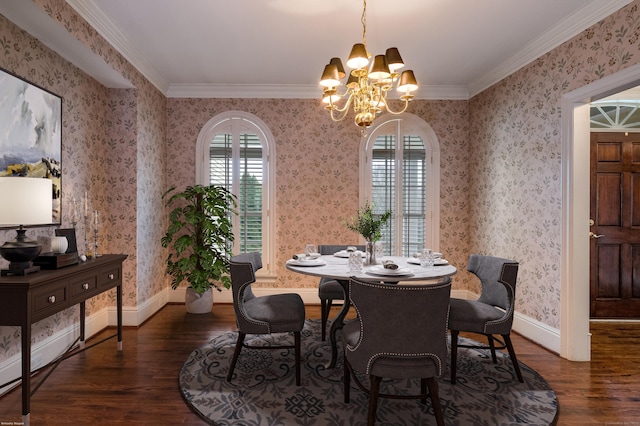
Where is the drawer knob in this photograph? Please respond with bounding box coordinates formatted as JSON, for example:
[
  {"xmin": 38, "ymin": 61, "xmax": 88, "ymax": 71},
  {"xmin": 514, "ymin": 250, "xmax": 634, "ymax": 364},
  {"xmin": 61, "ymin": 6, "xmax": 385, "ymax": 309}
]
[
  {"xmin": 108, "ymin": 273, "xmax": 115, "ymax": 280},
  {"xmin": 48, "ymin": 295, "xmax": 56, "ymax": 303},
  {"xmin": 82, "ymin": 283, "xmax": 89, "ymax": 290}
]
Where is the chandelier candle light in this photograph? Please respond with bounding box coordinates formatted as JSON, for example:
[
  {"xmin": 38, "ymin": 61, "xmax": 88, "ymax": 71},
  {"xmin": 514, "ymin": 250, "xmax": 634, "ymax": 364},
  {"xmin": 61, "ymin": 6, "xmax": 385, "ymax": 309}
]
[{"xmin": 319, "ymin": 0, "xmax": 419, "ymax": 131}]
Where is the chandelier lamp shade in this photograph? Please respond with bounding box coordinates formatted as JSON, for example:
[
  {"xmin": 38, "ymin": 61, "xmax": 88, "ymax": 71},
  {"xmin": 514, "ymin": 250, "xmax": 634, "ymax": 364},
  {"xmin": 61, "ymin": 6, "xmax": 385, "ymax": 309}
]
[{"xmin": 319, "ymin": 0, "xmax": 419, "ymax": 130}]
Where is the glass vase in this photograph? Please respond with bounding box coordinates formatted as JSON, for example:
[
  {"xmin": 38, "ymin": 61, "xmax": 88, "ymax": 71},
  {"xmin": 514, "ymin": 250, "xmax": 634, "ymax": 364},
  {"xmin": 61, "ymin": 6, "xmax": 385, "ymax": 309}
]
[{"xmin": 366, "ymin": 240, "xmax": 376, "ymax": 265}]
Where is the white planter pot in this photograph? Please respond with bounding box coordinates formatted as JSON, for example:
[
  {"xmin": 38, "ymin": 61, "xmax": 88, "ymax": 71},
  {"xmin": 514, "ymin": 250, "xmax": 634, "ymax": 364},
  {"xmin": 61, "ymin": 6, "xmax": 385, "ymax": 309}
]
[{"xmin": 185, "ymin": 287, "xmax": 213, "ymax": 314}]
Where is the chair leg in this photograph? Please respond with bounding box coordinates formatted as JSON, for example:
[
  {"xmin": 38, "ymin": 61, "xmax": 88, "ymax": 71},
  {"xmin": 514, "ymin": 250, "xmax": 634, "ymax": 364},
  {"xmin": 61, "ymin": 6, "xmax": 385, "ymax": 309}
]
[
  {"xmin": 487, "ymin": 334, "xmax": 498, "ymax": 363},
  {"xmin": 368, "ymin": 375, "xmax": 382, "ymax": 426},
  {"xmin": 450, "ymin": 330, "xmax": 459, "ymax": 384},
  {"xmin": 503, "ymin": 334, "xmax": 524, "ymax": 383},
  {"xmin": 425, "ymin": 377, "xmax": 445, "ymax": 426},
  {"xmin": 343, "ymin": 355, "xmax": 351, "ymax": 403},
  {"xmin": 320, "ymin": 299, "xmax": 333, "ymax": 341},
  {"xmin": 420, "ymin": 378, "xmax": 427, "ymax": 404},
  {"xmin": 294, "ymin": 331, "xmax": 301, "ymax": 386},
  {"xmin": 226, "ymin": 331, "xmax": 246, "ymax": 382}
]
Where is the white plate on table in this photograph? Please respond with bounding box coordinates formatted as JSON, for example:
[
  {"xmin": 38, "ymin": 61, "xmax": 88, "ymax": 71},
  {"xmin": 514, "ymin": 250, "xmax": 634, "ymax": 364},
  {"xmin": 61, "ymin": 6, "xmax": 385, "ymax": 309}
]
[
  {"xmin": 334, "ymin": 250, "xmax": 366, "ymax": 258},
  {"xmin": 366, "ymin": 266, "xmax": 414, "ymax": 277},
  {"xmin": 406, "ymin": 257, "xmax": 449, "ymax": 266},
  {"xmin": 287, "ymin": 259, "xmax": 327, "ymax": 267}
]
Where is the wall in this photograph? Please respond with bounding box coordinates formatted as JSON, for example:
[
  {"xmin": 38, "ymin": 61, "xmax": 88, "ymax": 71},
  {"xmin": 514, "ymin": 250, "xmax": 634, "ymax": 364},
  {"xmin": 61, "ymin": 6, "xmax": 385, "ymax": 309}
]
[
  {"xmin": 0, "ymin": 0, "xmax": 167, "ymax": 380},
  {"xmin": 469, "ymin": 1, "xmax": 640, "ymax": 329},
  {"xmin": 166, "ymin": 98, "xmax": 471, "ymax": 289},
  {"xmin": 1, "ymin": 0, "xmax": 637, "ymax": 377}
]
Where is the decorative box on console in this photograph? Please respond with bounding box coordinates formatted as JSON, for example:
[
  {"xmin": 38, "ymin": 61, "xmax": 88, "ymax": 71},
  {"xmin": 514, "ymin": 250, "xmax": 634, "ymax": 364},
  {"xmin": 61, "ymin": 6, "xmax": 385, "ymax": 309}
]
[{"xmin": 33, "ymin": 252, "xmax": 79, "ymax": 269}]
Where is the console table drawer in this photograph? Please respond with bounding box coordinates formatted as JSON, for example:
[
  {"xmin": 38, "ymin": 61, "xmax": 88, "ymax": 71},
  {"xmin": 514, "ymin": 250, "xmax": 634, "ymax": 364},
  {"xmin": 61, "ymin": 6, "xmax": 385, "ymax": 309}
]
[
  {"xmin": 70, "ymin": 275, "xmax": 99, "ymax": 299},
  {"xmin": 33, "ymin": 284, "xmax": 68, "ymax": 318},
  {"xmin": 97, "ymin": 265, "xmax": 121, "ymax": 287}
]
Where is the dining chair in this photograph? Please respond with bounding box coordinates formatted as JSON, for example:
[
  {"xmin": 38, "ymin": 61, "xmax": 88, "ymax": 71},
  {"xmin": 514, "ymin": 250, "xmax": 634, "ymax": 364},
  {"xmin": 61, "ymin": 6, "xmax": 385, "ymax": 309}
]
[
  {"xmin": 343, "ymin": 277, "xmax": 452, "ymax": 426},
  {"xmin": 317, "ymin": 244, "xmax": 365, "ymax": 341},
  {"xmin": 227, "ymin": 252, "xmax": 306, "ymax": 385},
  {"xmin": 448, "ymin": 254, "xmax": 523, "ymax": 384}
]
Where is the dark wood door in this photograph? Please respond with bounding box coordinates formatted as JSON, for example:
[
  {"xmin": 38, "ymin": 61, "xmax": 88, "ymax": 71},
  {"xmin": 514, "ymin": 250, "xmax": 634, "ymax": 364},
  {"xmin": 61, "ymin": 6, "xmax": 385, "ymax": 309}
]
[{"xmin": 590, "ymin": 132, "xmax": 640, "ymax": 318}]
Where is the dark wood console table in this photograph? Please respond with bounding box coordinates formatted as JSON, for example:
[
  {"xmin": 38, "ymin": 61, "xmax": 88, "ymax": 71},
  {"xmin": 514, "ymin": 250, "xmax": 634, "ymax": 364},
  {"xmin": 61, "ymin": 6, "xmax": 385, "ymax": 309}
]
[{"xmin": 0, "ymin": 254, "xmax": 127, "ymax": 424}]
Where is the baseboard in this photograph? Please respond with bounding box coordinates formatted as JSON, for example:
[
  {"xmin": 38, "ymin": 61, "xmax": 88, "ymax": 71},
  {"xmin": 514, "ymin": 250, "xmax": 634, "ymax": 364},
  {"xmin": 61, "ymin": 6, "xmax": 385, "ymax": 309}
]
[
  {"xmin": 512, "ymin": 311, "xmax": 561, "ymax": 354},
  {"xmin": 169, "ymin": 286, "xmax": 471, "ymax": 306},
  {"xmin": 456, "ymin": 289, "xmax": 561, "ymax": 355},
  {"xmin": 0, "ymin": 291, "xmax": 169, "ymax": 397},
  {"xmin": 0, "ymin": 306, "xmax": 110, "ymax": 396},
  {"xmin": 169, "ymin": 286, "xmax": 321, "ymax": 305},
  {"xmin": 114, "ymin": 289, "xmax": 168, "ymax": 326}
]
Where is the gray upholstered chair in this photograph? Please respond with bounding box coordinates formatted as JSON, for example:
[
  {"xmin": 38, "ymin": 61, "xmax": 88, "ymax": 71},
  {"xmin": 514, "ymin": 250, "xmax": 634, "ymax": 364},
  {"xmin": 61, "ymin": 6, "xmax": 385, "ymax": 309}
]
[
  {"xmin": 448, "ymin": 254, "xmax": 523, "ymax": 384},
  {"xmin": 227, "ymin": 252, "xmax": 306, "ymax": 385},
  {"xmin": 343, "ymin": 277, "xmax": 452, "ymax": 426},
  {"xmin": 317, "ymin": 244, "xmax": 365, "ymax": 341}
]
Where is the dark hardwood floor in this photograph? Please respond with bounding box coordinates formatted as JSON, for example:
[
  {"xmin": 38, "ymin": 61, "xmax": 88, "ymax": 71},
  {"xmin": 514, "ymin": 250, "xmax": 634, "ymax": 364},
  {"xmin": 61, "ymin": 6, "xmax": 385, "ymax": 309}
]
[{"xmin": 0, "ymin": 304, "xmax": 639, "ymax": 425}]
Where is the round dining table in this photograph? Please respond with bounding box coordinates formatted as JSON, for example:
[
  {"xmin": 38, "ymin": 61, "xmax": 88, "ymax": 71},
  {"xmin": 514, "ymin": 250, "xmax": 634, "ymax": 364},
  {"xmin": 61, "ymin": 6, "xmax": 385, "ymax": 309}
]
[{"xmin": 286, "ymin": 254, "xmax": 457, "ymax": 367}]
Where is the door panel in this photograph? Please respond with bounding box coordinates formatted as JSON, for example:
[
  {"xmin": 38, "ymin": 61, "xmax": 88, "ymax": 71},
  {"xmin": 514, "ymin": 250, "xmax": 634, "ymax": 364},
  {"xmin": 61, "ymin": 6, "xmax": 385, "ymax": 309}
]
[
  {"xmin": 590, "ymin": 132, "xmax": 640, "ymax": 318},
  {"xmin": 596, "ymin": 173, "xmax": 621, "ymax": 226}
]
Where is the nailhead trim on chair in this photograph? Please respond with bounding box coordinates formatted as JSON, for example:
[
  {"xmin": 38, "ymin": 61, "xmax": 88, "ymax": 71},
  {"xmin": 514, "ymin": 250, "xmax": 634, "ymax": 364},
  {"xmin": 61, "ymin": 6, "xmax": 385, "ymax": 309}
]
[
  {"xmin": 346, "ymin": 280, "xmax": 451, "ymax": 376},
  {"xmin": 481, "ymin": 263, "xmax": 516, "ymax": 334}
]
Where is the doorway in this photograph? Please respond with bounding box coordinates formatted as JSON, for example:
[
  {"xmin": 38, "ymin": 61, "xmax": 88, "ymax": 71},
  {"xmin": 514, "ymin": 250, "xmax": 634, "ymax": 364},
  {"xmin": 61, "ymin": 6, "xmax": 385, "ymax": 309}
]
[{"xmin": 562, "ymin": 62, "xmax": 640, "ymax": 361}]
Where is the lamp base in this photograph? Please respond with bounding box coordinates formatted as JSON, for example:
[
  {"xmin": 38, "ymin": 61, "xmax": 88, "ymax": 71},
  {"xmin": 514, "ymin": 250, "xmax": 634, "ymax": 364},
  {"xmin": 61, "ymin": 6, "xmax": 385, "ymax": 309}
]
[
  {"xmin": 1, "ymin": 262, "xmax": 41, "ymax": 276},
  {"xmin": 0, "ymin": 227, "xmax": 43, "ymax": 276}
]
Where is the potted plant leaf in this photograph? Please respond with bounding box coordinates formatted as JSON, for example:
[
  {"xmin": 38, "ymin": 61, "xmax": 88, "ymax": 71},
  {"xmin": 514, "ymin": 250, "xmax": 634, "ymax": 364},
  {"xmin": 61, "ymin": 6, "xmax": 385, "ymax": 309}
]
[
  {"xmin": 344, "ymin": 200, "xmax": 392, "ymax": 264},
  {"xmin": 161, "ymin": 184, "xmax": 236, "ymax": 313}
]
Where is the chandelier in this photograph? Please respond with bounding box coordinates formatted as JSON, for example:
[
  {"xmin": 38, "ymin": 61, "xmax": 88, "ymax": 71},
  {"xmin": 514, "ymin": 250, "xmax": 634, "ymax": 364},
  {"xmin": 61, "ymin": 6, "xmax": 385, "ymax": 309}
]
[{"xmin": 319, "ymin": 0, "xmax": 418, "ymax": 130}]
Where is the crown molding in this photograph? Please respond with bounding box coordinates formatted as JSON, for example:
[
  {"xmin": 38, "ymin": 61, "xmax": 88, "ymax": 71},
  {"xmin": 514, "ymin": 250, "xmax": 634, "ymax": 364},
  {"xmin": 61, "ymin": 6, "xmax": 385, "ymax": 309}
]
[
  {"xmin": 418, "ymin": 85, "xmax": 469, "ymax": 101},
  {"xmin": 66, "ymin": 0, "xmax": 632, "ymax": 100},
  {"xmin": 66, "ymin": 0, "xmax": 169, "ymax": 93},
  {"xmin": 166, "ymin": 83, "xmax": 469, "ymax": 100},
  {"xmin": 467, "ymin": 0, "xmax": 635, "ymax": 98},
  {"xmin": 0, "ymin": 0, "xmax": 132, "ymax": 89},
  {"xmin": 166, "ymin": 83, "xmax": 316, "ymax": 99}
]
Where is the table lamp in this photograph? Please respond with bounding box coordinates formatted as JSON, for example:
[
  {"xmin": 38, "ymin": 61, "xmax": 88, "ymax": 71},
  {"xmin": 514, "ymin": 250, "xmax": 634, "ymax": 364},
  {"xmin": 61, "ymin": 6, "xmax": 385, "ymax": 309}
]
[{"xmin": 0, "ymin": 177, "xmax": 53, "ymax": 276}]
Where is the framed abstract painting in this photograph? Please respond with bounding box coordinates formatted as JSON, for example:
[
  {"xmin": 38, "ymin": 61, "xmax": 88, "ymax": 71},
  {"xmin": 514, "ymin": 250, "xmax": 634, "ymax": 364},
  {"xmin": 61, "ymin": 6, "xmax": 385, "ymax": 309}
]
[{"xmin": 0, "ymin": 67, "xmax": 62, "ymax": 226}]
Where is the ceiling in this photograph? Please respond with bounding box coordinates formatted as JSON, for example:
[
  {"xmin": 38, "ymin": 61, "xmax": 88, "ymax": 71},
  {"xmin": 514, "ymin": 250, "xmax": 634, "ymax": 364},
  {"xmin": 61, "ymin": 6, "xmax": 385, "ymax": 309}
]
[{"xmin": 0, "ymin": 0, "xmax": 635, "ymax": 99}]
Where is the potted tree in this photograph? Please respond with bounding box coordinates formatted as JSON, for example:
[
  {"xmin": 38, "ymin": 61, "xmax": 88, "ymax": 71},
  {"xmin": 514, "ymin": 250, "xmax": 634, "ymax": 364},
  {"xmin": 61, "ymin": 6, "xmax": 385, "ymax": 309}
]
[{"xmin": 161, "ymin": 184, "xmax": 236, "ymax": 313}]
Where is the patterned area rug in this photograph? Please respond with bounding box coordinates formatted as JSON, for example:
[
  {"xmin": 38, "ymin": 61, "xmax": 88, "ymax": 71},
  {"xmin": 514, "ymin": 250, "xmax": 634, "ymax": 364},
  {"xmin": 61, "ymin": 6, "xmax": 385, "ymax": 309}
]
[{"xmin": 179, "ymin": 320, "xmax": 558, "ymax": 425}]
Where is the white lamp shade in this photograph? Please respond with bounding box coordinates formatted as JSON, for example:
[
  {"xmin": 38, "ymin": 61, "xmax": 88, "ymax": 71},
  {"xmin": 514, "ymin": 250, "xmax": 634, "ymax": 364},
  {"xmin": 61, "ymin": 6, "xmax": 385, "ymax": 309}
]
[{"xmin": 0, "ymin": 177, "xmax": 53, "ymax": 226}]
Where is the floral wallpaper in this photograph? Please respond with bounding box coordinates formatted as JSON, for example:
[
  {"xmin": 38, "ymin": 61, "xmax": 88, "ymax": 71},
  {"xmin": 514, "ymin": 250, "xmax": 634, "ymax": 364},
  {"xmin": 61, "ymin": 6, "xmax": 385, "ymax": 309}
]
[
  {"xmin": 0, "ymin": 0, "xmax": 639, "ymax": 369},
  {"xmin": 469, "ymin": 2, "xmax": 640, "ymax": 328},
  {"xmin": 0, "ymin": 0, "xmax": 167, "ymax": 364},
  {"xmin": 166, "ymin": 98, "xmax": 471, "ymax": 289}
]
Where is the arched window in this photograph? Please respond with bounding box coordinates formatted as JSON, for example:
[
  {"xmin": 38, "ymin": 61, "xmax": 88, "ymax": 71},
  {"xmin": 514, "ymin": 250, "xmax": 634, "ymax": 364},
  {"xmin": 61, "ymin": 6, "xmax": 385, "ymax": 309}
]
[
  {"xmin": 196, "ymin": 111, "xmax": 276, "ymax": 278},
  {"xmin": 360, "ymin": 114, "xmax": 440, "ymax": 256}
]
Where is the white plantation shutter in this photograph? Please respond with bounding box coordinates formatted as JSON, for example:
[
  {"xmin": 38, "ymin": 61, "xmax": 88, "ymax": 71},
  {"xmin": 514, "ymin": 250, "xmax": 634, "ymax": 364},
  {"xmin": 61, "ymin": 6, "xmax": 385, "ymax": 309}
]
[
  {"xmin": 371, "ymin": 133, "xmax": 426, "ymax": 257},
  {"xmin": 402, "ymin": 135, "xmax": 426, "ymax": 256},
  {"xmin": 209, "ymin": 132, "xmax": 263, "ymax": 254},
  {"xmin": 364, "ymin": 115, "xmax": 438, "ymax": 257},
  {"xmin": 371, "ymin": 135, "xmax": 397, "ymax": 253}
]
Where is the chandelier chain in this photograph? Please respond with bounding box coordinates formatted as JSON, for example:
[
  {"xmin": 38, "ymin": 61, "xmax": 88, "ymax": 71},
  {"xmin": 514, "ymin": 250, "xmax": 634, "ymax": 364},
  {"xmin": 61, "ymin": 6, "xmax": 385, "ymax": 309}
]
[{"xmin": 361, "ymin": 0, "xmax": 367, "ymax": 52}]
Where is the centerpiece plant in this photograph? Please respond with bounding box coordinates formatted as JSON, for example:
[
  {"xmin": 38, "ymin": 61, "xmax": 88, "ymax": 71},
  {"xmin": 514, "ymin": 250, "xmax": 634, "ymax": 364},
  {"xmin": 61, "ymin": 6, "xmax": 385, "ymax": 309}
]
[
  {"xmin": 162, "ymin": 184, "xmax": 236, "ymax": 312},
  {"xmin": 344, "ymin": 200, "xmax": 391, "ymax": 264}
]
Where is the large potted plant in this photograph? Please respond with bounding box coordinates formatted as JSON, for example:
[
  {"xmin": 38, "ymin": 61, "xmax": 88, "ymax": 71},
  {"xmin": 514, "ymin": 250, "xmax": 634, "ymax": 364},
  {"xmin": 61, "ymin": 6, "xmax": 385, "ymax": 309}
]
[
  {"xmin": 344, "ymin": 200, "xmax": 392, "ymax": 265},
  {"xmin": 161, "ymin": 184, "xmax": 236, "ymax": 313}
]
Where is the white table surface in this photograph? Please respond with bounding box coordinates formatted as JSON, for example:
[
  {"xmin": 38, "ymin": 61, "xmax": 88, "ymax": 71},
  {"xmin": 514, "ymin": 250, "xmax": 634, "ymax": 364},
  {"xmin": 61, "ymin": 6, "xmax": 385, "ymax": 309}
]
[{"xmin": 285, "ymin": 254, "xmax": 457, "ymax": 282}]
